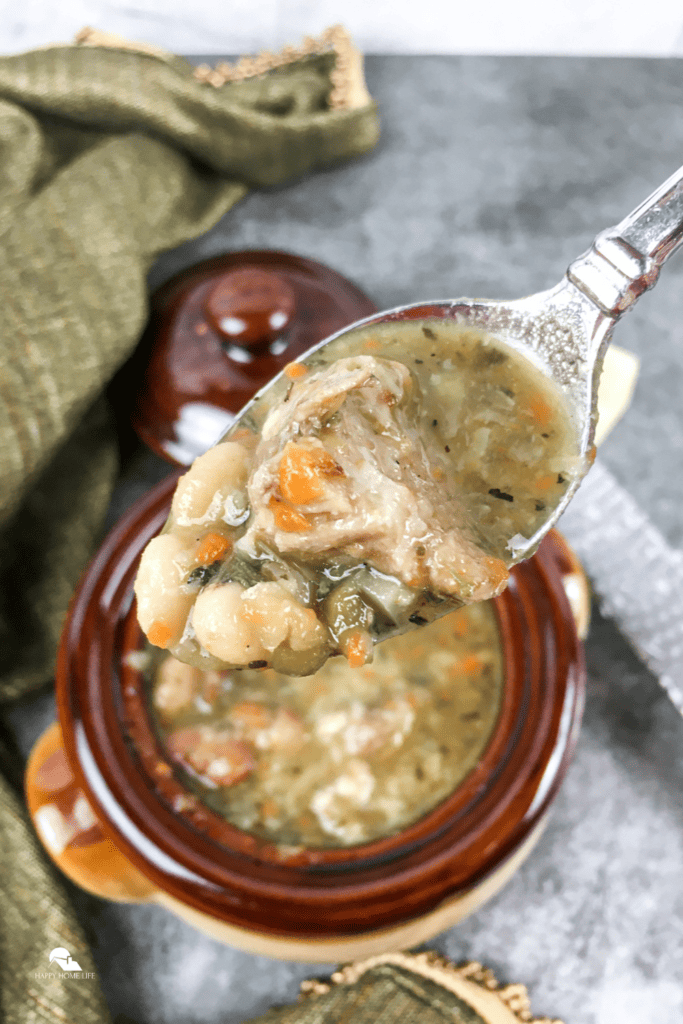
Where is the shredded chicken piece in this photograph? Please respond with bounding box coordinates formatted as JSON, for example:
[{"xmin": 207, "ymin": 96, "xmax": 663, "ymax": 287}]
[{"xmin": 237, "ymin": 356, "xmax": 508, "ymax": 603}]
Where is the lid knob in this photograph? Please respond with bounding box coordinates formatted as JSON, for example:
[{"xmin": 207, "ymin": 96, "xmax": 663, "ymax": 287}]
[{"xmin": 205, "ymin": 267, "xmax": 296, "ymax": 353}]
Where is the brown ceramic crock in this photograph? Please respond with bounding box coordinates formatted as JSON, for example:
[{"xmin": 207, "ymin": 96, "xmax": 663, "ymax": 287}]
[
  {"xmin": 26, "ymin": 299, "xmax": 588, "ymax": 961},
  {"xmin": 26, "ymin": 486, "xmax": 585, "ymax": 961}
]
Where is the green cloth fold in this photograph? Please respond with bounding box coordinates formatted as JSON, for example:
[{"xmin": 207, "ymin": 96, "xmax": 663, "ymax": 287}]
[
  {"xmin": 261, "ymin": 955, "xmax": 560, "ymax": 1024},
  {"xmin": 0, "ymin": 35, "xmax": 378, "ymax": 1022}
]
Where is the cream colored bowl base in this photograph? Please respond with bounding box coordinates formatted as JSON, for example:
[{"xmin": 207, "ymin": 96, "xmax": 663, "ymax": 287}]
[{"xmin": 152, "ymin": 815, "xmax": 547, "ymax": 962}]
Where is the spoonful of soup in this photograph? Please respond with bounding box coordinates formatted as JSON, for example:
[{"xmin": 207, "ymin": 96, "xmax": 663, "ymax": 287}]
[{"xmin": 135, "ymin": 164, "xmax": 683, "ymax": 675}]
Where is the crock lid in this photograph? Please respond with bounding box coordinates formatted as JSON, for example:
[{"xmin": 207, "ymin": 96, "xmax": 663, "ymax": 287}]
[{"xmin": 130, "ymin": 251, "xmax": 377, "ymax": 465}]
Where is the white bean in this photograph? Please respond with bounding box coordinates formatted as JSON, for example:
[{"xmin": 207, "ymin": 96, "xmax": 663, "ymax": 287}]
[
  {"xmin": 241, "ymin": 582, "xmax": 328, "ymax": 652},
  {"xmin": 153, "ymin": 657, "xmax": 203, "ymax": 719},
  {"xmin": 134, "ymin": 534, "xmax": 194, "ymax": 646},
  {"xmin": 192, "ymin": 582, "xmax": 268, "ymax": 665},
  {"xmin": 171, "ymin": 442, "xmax": 249, "ymax": 531}
]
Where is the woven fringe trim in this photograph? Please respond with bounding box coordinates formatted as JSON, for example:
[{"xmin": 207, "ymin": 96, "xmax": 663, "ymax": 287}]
[
  {"xmin": 299, "ymin": 951, "xmax": 563, "ymax": 1024},
  {"xmin": 73, "ymin": 24, "xmax": 370, "ymax": 111},
  {"xmin": 74, "ymin": 26, "xmax": 171, "ymax": 59},
  {"xmin": 191, "ymin": 25, "xmax": 371, "ymax": 110}
]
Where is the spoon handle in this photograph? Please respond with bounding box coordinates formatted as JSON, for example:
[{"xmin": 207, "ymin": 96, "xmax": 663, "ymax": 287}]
[{"xmin": 567, "ymin": 164, "xmax": 683, "ymax": 317}]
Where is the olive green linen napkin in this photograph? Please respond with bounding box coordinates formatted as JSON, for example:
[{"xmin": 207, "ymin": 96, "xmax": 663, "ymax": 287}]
[
  {"xmin": 262, "ymin": 953, "xmax": 561, "ymax": 1024},
  {"xmin": 0, "ymin": 28, "xmax": 378, "ymax": 1022}
]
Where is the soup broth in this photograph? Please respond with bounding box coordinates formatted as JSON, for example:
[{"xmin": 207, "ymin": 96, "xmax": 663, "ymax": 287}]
[{"xmin": 150, "ymin": 602, "xmax": 504, "ymax": 848}]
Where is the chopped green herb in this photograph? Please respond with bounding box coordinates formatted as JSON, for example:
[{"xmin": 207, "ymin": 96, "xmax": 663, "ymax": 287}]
[
  {"xmin": 186, "ymin": 561, "xmax": 222, "ymax": 588},
  {"xmin": 224, "ymin": 555, "xmax": 264, "ymax": 590},
  {"xmin": 488, "ymin": 488, "xmax": 514, "ymax": 502},
  {"xmin": 475, "ymin": 345, "xmax": 508, "ymax": 367}
]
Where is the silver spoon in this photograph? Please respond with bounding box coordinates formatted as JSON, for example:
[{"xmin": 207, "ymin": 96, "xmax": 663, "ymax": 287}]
[{"xmin": 231, "ymin": 163, "xmax": 683, "ymax": 563}]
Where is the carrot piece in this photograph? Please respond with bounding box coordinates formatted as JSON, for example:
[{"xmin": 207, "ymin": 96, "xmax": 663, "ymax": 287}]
[
  {"xmin": 147, "ymin": 621, "xmax": 174, "ymax": 648},
  {"xmin": 460, "ymin": 654, "xmax": 483, "ymax": 675},
  {"xmin": 279, "ymin": 442, "xmax": 343, "ymax": 505},
  {"xmin": 195, "ymin": 532, "xmax": 231, "ymax": 565},
  {"xmin": 261, "ymin": 798, "xmax": 279, "ymax": 819},
  {"xmin": 363, "ymin": 337, "xmax": 382, "ymax": 350},
  {"xmin": 268, "ymin": 496, "xmax": 312, "ymax": 532},
  {"xmin": 527, "ymin": 392, "xmax": 553, "ymax": 426},
  {"xmin": 284, "ymin": 362, "xmax": 307, "ymax": 379},
  {"xmin": 345, "ymin": 629, "xmax": 370, "ymax": 668},
  {"xmin": 279, "ymin": 442, "xmax": 325, "ymax": 504},
  {"xmin": 535, "ymin": 474, "xmax": 557, "ymax": 491}
]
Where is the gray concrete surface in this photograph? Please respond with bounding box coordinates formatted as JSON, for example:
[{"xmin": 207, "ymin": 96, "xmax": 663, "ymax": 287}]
[{"xmin": 7, "ymin": 56, "xmax": 683, "ymax": 1024}]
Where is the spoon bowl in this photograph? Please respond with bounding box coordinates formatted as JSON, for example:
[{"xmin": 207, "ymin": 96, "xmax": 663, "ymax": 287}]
[{"xmin": 228, "ymin": 164, "xmax": 683, "ymax": 562}]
